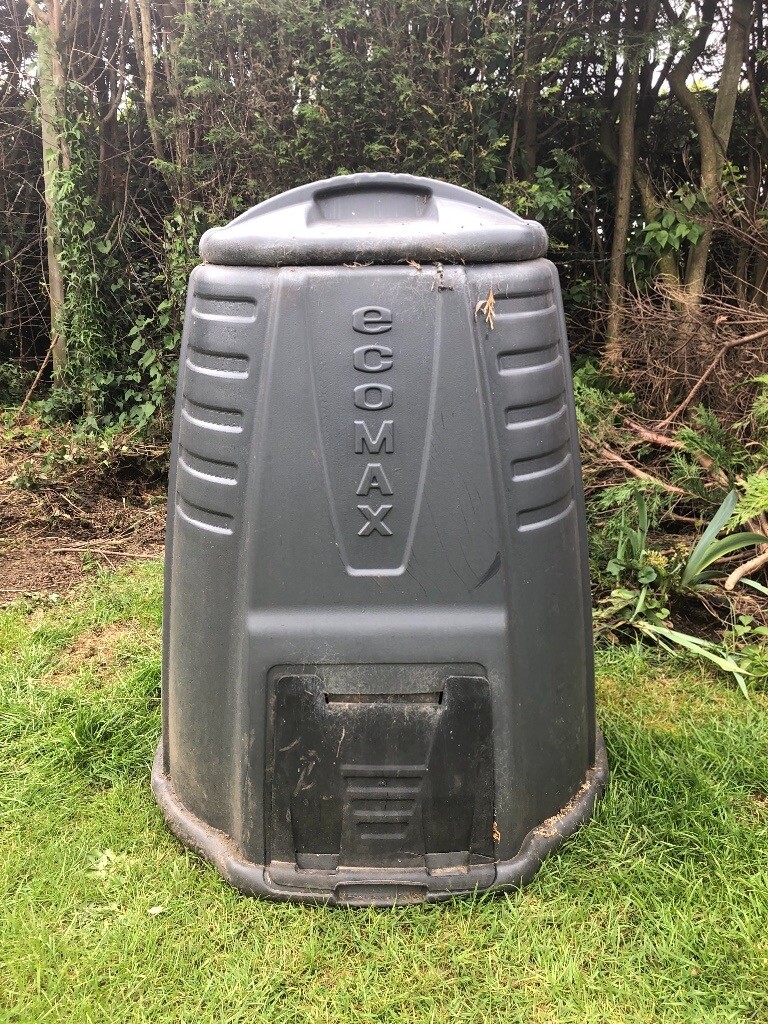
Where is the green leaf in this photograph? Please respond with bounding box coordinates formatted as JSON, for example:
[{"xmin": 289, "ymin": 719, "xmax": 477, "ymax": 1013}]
[
  {"xmin": 685, "ymin": 532, "xmax": 767, "ymax": 585},
  {"xmin": 742, "ymin": 578, "xmax": 768, "ymax": 597},
  {"xmin": 682, "ymin": 490, "xmax": 739, "ymax": 586},
  {"xmin": 637, "ymin": 492, "xmax": 648, "ymax": 537},
  {"xmin": 691, "ymin": 570, "xmax": 722, "ymax": 583},
  {"xmin": 640, "ymin": 623, "xmax": 750, "ymax": 698}
]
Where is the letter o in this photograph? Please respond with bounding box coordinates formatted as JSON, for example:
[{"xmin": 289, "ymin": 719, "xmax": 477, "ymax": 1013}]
[{"xmin": 354, "ymin": 384, "xmax": 393, "ymax": 410}]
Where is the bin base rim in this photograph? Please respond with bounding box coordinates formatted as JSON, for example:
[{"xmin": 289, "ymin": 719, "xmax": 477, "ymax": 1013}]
[{"xmin": 151, "ymin": 732, "xmax": 608, "ymax": 906}]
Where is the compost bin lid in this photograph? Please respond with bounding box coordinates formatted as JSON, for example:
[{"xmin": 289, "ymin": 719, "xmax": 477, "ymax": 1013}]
[{"xmin": 199, "ymin": 172, "xmax": 548, "ymax": 266}]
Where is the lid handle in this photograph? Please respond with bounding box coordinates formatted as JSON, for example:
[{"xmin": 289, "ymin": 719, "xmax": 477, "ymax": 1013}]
[{"xmin": 307, "ymin": 180, "xmax": 438, "ymax": 224}]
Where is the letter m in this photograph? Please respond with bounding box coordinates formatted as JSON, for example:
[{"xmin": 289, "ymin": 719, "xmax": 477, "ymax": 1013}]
[{"xmin": 354, "ymin": 419, "xmax": 393, "ymax": 455}]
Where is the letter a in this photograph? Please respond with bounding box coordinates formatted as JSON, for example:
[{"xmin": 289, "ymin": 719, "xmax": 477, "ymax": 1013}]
[{"xmin": 356, "ymin": 462, "xmax": 393, "ymax": 496}]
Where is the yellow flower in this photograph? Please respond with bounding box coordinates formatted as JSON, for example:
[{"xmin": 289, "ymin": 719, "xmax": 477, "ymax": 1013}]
[{"xmin": 645, "ymin": 550, "xmax": 669, "ymax": 572}]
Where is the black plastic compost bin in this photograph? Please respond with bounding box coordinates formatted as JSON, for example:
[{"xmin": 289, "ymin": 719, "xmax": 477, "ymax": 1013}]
[{"xmin": 152, "ymin": 173, "xmax": 608, "ymax": 906}]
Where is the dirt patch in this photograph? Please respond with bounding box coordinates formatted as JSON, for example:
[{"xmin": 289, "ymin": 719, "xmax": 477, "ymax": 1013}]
[
  {"xmin": 46, "ymin": 621, "xmax": 150, "ymax": 687},
  {"xmin": 733, "ymin": 790, "xmax": 768, "ymax": 828},
  {"xmin": 0, "ymin": 488, "xmax": 166, "ymax": 602},
  {"xmin": 1, "ymin": 422, "xmax": 167, "ymax": 603}
]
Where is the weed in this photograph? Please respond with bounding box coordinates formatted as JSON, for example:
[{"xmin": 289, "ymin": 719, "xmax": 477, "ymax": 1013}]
[{"xmin": 596, "ymin": 491, "xmax": 767, "ymax": 696}]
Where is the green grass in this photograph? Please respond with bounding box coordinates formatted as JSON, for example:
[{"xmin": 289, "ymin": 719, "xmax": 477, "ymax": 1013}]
[{"xmin": 1, "ymin": 564, "xmax": 767, "ymax": 1023}]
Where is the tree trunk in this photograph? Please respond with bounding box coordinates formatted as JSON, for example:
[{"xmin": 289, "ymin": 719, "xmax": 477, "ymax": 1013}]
[
  {"xmin": 128, "ymin": 0, "xmax": 167, "ymax": 165},
  {"xmin": 631, "ymin": 164, "xmax": 680, "ymax": 286},
  {"xmin": 601, "ymin": 0, "xmax": 666, "ymax": 350},
  {"xmin": 506, "ymin": 0, "xmax": 539, "ymax": 182},
  {"xmin": 605, "ymin": 60, "xmax": 639, "ymax": 366},
  {"xmin": 670, "ymin": 0, "xmax": 752, "ymax": 307},
  {"xmin": 28, "ymin": 0, "xmax": 68, "ymax": 378}
]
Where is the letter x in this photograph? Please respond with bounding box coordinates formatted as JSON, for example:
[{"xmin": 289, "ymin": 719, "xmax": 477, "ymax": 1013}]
[{"xmin": 357, "ymin": 504, "xmax": 393, "ymax": 537}]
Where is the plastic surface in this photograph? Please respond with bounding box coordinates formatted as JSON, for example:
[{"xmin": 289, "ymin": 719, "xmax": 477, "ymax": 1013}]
[
  {"xmin": 154, "ymin": 176, "xmax": 607, "ymax": 906},
  {"xmin": 200, "ymin": 172, "xmax": 548, "ymax": 266}
]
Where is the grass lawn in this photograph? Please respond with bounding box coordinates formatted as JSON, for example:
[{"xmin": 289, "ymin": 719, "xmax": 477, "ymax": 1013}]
[{"xmin": 1, "ymin": 562, "xmax": 767, "ymax": 1023}]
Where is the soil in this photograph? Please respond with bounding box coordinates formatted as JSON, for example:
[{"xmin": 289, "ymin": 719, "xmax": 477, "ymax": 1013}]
[{"xmin": 1, "ymin": 428, "xmax": 167, "ymax": 604}]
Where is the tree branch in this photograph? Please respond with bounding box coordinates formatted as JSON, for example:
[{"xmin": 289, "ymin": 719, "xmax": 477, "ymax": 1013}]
[
  {"xmin": 725, "ymin": 549, "xmax": 768, "ymax": 591},
  {"xmin": 656, "ymin": 325, "xmax": 768, "ymax": 429}
]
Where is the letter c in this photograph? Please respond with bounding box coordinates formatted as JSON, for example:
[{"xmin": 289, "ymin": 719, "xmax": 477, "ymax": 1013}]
[{"xmin": 353, "ymin": 344, "xmax": 393, "ymax": 373}]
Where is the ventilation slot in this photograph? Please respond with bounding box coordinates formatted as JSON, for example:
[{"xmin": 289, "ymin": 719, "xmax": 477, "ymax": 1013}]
[
  {"xmin": 182, "ymin": 397, "xmax": 243, "ymax": 433},
  {"xmin": 343, "ymin": 765, "xmax": 423, "ymax": 843},
  {"xmin": 497, "ymin": 344, "xmax": 559, "ymax": 372},
  {"xmin": 518, "ymin": 491, "xmax": 575, "ymax": 532},
  {"xmin": 491, "ymin": 294, "xmax": 553, "ymax": 317},
  {"xmin": 325, "ymin": 691, "xmax": 442, "ymax": 705},
  {"xmin": 176, "ymin": 493, "xmax": 234, "ymax": 536},
  {"xmin": 186, "ymin": 347, "xmax": 249, "ymax": 380},
  {"xmin": 505, "ymin": 395, "xmax": 565, "ymax": 428},
  {"xmin": 512, "ymin": 443, "xmax": 571, "ymax": 481},
  {"xmin": 345, "ymin": 780, "xmax": 422, "ymax": 799},
  {"xmin": 353, "ymin": 804, "xmax": 417, "ymax": 841},
  {"xmin": 192, "ymin": 295, "xmax": 256, "ymax": 323},
  {"xmin": 178, "ymin": 447, "xmax": 238, "ymax": 486},
  {"xmin": 341, "ymin": 765, "xmax": 426, "ymax": 779}
]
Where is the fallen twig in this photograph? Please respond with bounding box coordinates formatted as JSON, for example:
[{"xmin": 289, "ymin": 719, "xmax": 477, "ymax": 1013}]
[
  {"xmin": 624, "ymin": 419, "xmax": 685, "ymax": 449},
  {"xmin": 624, "ymin": 414, "xmax": 728, "ymax": 486},
  {"xmin": 583, "ymin": 434, "xmax": 688, "ymax": 495},
  {"xmin": 17, "ymin": 342, "xmax": 54, "ymax": 416},
  {"xmin": 50, "ymin": 547, "xmax": 159, "ymax": 559},
  {"xmin": 725, "ymin": 549, "xmax": 768, "ymax": 591},
  {"xmin": 598, "ymin": 445, "xmax": 687, "ymax": 494},
  {"xmin": 57, "ymin": 492, "xmax": 89, "ymax": 518}
]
